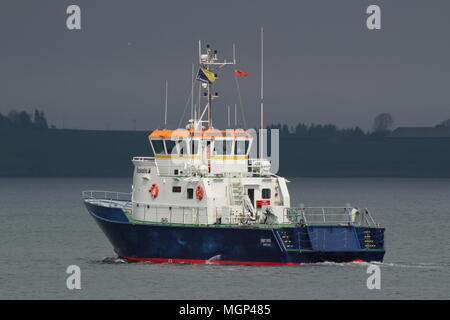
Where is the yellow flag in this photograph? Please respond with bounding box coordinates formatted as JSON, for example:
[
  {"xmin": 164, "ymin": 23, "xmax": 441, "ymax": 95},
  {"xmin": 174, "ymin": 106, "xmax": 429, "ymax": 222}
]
[{"xmin": 197, "ymin": 68, "xmax": 216, "ymax": 84}]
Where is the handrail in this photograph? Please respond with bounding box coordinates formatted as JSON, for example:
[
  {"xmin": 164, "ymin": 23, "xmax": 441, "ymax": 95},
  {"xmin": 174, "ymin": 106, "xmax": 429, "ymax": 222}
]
[
  {"xmin": 82, "ymin": 190, "xmax": 131, "ymax": 201},
  {"xmin": 271, "ymin": 229, "xmax": 287, "ymax": 252},
  {"xmin": 283, "ymin": 206, "xmax": 379, "ymax": 227},
  {"xmin": 133, "ymin": 155, "xmax": 274, "ymax": 178},
  {"xmin": 133, "ymin": 157, "xmax": 155, "ymax": 161},
  {"xmin": 136, "ymin": 203, "xmax": 209, "ymax": 225},
  {"xmin": 82, "ymin": 191, "xmax": 379, "ymax": 227}
]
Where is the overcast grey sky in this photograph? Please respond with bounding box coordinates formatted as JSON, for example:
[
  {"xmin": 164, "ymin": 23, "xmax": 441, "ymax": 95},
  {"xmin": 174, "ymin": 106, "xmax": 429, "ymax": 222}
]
[{"xmin": 1, "ymin": 0, "xmax": 449, "ymax": 131}]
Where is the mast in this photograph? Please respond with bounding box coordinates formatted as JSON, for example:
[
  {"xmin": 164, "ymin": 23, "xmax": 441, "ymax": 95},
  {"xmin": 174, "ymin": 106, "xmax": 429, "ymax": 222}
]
[
  {"xmin": 205, "ymin": 45, "xmax": 214, "ymax": 128},
  {"xmin": 207, "ymin": 46, "xmax": 213, "ymax": 128},
  {"xmin": 198, "ymin": 43, "xmax": 236, "ymax": 129}
]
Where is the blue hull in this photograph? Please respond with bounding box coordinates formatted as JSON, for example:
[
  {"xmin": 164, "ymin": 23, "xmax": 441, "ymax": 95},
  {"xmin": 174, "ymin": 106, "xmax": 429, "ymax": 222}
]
[{"xmin": 85, "ymin": 202, "xmax": 385, "ymax": 265}]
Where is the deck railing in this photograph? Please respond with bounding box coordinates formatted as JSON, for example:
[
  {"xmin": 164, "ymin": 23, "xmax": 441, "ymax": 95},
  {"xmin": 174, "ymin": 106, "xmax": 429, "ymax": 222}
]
[
  {"xmin": 82, "ymin": 190, "xmax": 132, "ymax": 211},
  {"xmin": 132, "ymin": 156, "xmax": 272, "ymax": 177},
  {"xmin": 82, "ymin": 191, "xmax": 378, "ymax": 227},
  {"xmin": 283, "ymin": 206, "xmax": 378, "ymax": 227},
  {"xmin": 82, "ymin": 190, "xmax": 131, "ymax": 202},
  {"xmin": 133, "ymin": 202, "xmax": 209, "ymax": 225},
  {"xmin": 132, "ymin": 202, "xmax": 261, "ymax": 226}
]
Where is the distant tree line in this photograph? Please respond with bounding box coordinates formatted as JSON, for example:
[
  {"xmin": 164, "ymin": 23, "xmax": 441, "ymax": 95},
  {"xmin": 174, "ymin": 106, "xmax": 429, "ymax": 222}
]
[
  {"xmin": 0, "ymin": 110, "xmax": 48, "ymax": 130},
  {"xmin": 268, "ymin": 113, "xmax": 398, "ymax": 139},
  {"xmin": 267, "ymin": 123, "xmax": 367, "ymax": 139},
  {"xmin": 1, "ymin": 109, "xmax": 448, "ymax": 134},
  {"xmin": 436, "ymin": 119, "xmax": 450, "ymax": 128}
]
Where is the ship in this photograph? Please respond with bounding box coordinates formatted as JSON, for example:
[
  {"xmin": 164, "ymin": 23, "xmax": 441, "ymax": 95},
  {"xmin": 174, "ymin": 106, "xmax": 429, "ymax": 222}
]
[{"xmin": 82, "ymin": 42, "xmax": 385, "ymax": 265}]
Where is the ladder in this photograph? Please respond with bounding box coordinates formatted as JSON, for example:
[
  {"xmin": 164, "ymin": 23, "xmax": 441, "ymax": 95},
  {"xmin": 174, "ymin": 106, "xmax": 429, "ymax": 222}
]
[
  {"xmin": 277, "ymin": 230, "xmax": 295, "ymax": 249},
  {"xmin": 244, "ymin": 195, "xmax": 256, "ymax": 217},
  {"xmin": 230, "ymin": 181, "xmax": 244, "ymax": 206},
  {"xmin": 363, "ymin": 230, "xmax": 376, "ymax": 249}
]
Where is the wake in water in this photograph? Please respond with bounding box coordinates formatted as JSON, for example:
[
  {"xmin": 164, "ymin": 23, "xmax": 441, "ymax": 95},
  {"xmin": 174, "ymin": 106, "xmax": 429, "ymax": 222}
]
[
  {"xmin": 309, "ymin": 260, "xmax": 449, "ymax": 270},
  {"xmin": 96, "ymin": 256, "xmax": 128, "ymax": 264},
  {"xmin": 372, "ymin": 261, "xmax": 449, "ymax": 270}
]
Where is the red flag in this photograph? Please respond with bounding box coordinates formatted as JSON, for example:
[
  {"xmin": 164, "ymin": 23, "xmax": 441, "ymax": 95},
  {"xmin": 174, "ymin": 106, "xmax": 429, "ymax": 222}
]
[{"xmin": 234, "ymin": 69, "xmax": 249, "ymax": 76}]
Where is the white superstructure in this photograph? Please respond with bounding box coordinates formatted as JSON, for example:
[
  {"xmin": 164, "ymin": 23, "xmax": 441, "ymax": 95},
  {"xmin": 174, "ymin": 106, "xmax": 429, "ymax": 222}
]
[
  {"xmin": 131, "ymin": 129, "xmax": 290, "ymax": 225},
  {"xmin": 129, "ymin": 43, "xmax": 290, "ymax": 226}
]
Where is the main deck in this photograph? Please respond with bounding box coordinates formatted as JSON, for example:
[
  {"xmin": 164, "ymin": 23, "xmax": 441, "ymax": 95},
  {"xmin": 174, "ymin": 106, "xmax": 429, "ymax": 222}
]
[{"xmin": 82, "ymin": 190, "xmax": 381, "ymax": 229}]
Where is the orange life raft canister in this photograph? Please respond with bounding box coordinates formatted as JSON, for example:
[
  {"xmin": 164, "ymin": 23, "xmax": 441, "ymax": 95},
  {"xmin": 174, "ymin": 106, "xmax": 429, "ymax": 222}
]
[
  {"xmin": 195, "ymin": 185, "xmax": 205, "ymax": 200},
  {"xmin": 149, "ymin": 184, "xmax": 159, "ymax": 198}
]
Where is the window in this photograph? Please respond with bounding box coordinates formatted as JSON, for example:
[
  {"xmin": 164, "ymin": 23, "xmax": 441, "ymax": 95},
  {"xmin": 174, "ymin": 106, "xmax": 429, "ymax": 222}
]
[
  {"xmin": 190, "ymin": 140, "xmax": 199, "ymax": 155},
  {"xmin": 262, "ymin": 188, "xmax": 271, "ymax": 199},
  {"xmin": 172, "ymin": 186, "xmax": 182, "ymax": 193},
  {"xmin": 225, "ymin": 141, "xmax": 233, "ymax": 154},
  {"xmin": 213, "ymin": 140, "xmax": 233, "ymax": 155},
  {"xmin": 213, "ymin": 140, "xmax": 223, "ymax": 155},
  {"xmin": 187, "ymin": 188, "xmax": 194, "ymax": 199},
  {"xmin": 151, "ymin": 140, "xmax": 165, "ymax": 155},
  {"xmin": 235, "ymin": 140, "xmax": 249, "ymax": 155},
  {"xmin": 177, "ymin": 140, "xmax": 189, "ymax": 155},
  {"xmin": 165, "ymin": 140, "xmax": 177, "ymax": 155}
]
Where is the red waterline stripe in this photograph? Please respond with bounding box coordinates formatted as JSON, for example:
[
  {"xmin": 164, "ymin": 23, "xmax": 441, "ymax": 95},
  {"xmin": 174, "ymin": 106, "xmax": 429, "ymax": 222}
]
[{"xmin": 123, "ymin": 256, "xmax": 300, "ymax": 266}]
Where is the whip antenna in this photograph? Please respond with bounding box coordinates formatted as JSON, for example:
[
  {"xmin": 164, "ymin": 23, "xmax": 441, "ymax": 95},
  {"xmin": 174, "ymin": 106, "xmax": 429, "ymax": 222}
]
[
  {"xmin": 164, "ymin": 80, "xmax": 168, "ymax": 127},
  {"xmin": 260, "ymin": 27, "xmax": 264, "ymax": 158}
]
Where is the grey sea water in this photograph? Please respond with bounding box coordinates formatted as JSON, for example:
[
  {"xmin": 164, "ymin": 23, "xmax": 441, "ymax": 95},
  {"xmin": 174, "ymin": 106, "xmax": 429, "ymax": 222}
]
[{"xmin": 0, "ymin": 177, "xmax": 449, "ymax": 299}]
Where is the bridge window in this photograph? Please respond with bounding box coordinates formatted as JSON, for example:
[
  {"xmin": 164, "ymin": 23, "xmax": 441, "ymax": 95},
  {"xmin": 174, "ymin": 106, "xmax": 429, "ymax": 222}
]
[
  {"xmin": 172, "ymin": 186, "xmax": 182, "ymax": 193},
  {"xmin": 151, "ymin": 140, "xmax": 165, "ymax": 155},
  {"xmin": 177, "ymin": 140, "xmax": 189, "ymax": 155},
  {"xmin": 262, "ymin": 188, "xmax": 271, "ymax": 199},
  {"xmin": 213, "ymin": 140, "xmax": 233, "ymax": 155},
  {"xmin": 187, "ymin": 188, "xmax": 194, "ymax": 199},
  {"xmin": 226, "ymin": 141, "xmax": 233, "ymax": 154},
  {"xmin": 165, "ymin": 140, "xmax": 177, "ymax": 155},
  {"xmin": 235, "ymin": 140, "xmax": 249, "ymax": 155},
  {"xmin": 190, "ymin": 140, "xmax": 199, "ymax": 155}
]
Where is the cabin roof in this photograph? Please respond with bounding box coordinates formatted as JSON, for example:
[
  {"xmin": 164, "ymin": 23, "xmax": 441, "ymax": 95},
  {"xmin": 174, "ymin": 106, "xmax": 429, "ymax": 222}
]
[{"xmin": 149, "ymin": 128, "xmax": 251, "ymax": 139}]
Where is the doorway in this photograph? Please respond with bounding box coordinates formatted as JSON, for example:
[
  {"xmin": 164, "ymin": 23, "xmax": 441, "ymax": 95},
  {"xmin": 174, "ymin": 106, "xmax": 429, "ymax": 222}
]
[{"xmin": 247, "ymin": 188, "xmax": 255, "ymax": 208}]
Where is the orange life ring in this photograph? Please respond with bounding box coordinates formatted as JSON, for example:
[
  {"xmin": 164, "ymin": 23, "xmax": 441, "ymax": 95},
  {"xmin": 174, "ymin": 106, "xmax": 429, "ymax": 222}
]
[
  {"xmin": 196, "ymin": 185, "xmax": 205, "ymax": 200},
  {"xmin": 149, "ymin": 184, "xmax": 159, "ymax": 198}
]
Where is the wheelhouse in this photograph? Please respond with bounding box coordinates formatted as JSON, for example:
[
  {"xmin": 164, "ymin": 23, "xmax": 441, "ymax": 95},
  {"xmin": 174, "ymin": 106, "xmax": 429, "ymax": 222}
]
[{"xmin": 149, "ymin": 130, "xmax": 250, "ymax": 158}]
